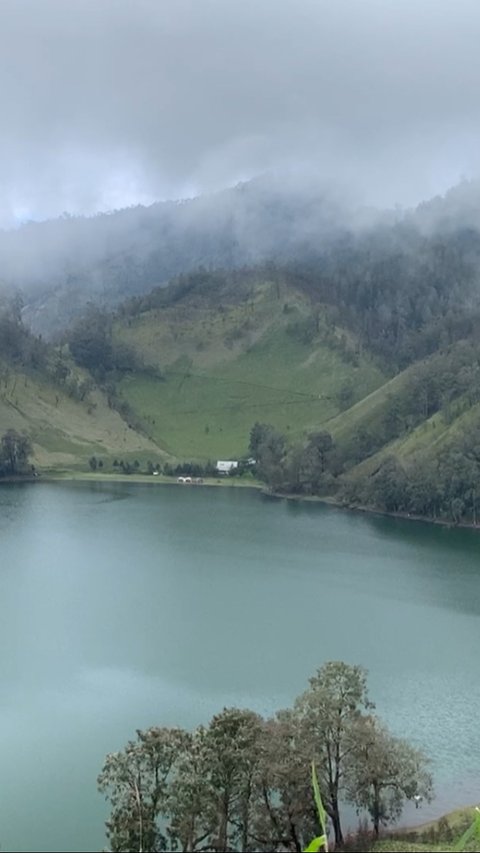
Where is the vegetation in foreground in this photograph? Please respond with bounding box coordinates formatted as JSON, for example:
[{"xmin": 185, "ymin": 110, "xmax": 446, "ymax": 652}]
[
  {"xmin": 368, "ymin": 806, "xmax": 480, "ymax": 852},
  {"xmin": 98, "ymin": 662, "xmax": 433, "ymax": 852}
]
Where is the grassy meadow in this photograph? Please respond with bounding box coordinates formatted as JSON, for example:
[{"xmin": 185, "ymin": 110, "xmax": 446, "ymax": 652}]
[{"xmin": 115, "ymin": 285, "xmax": 384, "ymax": 459}]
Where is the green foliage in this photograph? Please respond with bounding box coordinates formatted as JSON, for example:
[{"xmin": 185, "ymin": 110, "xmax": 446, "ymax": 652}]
[
  {"xmin": 0, "ymin": 299, "xmax": 48, "ymax": 370},
  {"xmin": 0, "ymin": 429, "xmax": 32, "ymax": 476},
  {"xmin": 369, "ymin": 806, "xmax": 480, "ymax": 852},
  {"xmin": 454, "ymin": 808, "xmax": 480, "ymax": 852},
  {"xmin": 68, "ymin": 305, "xmax": 113, "ymax": 375},
  {"xmin": 304, "ymin": 763, "xmax": 328, "ymax": 852},
  {"xmin": 304, "ymin": 836, "xmax": 328, "ymax": 853},
  {"xmin": 311, "ymin": 763, "xmax": 327, "ymax": 836},
  {"xmin": 250, "ymin": 423, "xmax": 287, "ymax": 490},
  {"xmin": 346, "ymin": 716, "xmax": 433, "ymax": 838},
  {"xmin": 98, "ymin": 726, "xmax": 189, "ymax": 852},
  {"xmin": 88, "ymin": 456, "xmax": 98, "ymax": 471},
  {"xmin": 286, "ymin": 227, "xmax": 480, "ymax": 369},
  {"xmin": 163, "ymin": 459, "xmax": 216, "ymax": 478},
  {"xmin": 294, "ymin": 662, "xmax": 374, "ymax": 845},
  {"xmin": 99, "ymin": 662, "xmax": 432, "ymax": 853}
]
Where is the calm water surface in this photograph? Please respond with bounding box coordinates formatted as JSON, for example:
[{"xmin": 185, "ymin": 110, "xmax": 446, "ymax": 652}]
[{"xmin": 1, "ymin": 481, "xmax": 480, "ymax": 851}]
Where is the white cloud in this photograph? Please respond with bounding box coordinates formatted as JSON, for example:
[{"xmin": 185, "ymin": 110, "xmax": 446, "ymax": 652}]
[{"xmin": 0, "ymin": 0, "xmax": 480, "ymax": 224}]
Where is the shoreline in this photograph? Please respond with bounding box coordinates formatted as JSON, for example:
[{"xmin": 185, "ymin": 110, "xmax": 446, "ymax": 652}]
[
  {"xmin": 402, "ymin": 803, "xmax": 479, "ymax": 833},
  {"xmin": 35, "ymin": 470, "xmax": 263, "ymax": 489},
  {"xmin": 267, "ymin": 489, "xmax": 480, "ymax": 532},
  {"xmin": 4, "ymin": 470, "xmax": 480, "ymax": 532}
]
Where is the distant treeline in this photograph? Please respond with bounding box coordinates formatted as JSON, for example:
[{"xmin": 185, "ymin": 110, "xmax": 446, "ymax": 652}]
[
  {"xmin": 113, "ymin": 225, "xmax": 480, "ymax": 371},
  {"xmin": 249, "ymin": 333, "xmax": 480, "ymax": 524},
  {"xmin": 285, "ymin": 226, "xmax": 480, "ymax": 368}
]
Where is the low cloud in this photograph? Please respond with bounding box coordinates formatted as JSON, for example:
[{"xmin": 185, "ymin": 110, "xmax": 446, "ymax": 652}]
[{"xmin": 1, "ymin": 0, "xmax": 480, "ymax": 225}]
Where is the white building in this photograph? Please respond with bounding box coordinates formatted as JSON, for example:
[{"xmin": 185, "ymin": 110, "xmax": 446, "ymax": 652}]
[{"xmin": 216, "ymin": 460, "xmax": 239, "ymax": 474}]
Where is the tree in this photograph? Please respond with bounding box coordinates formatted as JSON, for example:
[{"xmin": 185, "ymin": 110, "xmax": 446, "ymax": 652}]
[
  {"xmin": 167, "ymin": 709, "xmax": 264, "ymax": 853},
  {"xmin": 249, "ymin": 423, "xmax": 273, "ymax": 459},
  {"xmin": 201, "ymin": 708, "xmax": 264, "ymax": 852},
  {"xmin": 346, "ymin": 716, "xmax": 433, "ymax": 837},
  {"xmin": 307, "ymin": 432, "xmax": 333, "ymax": 475},
  {"xmin": 97, "ymin": 726, "xmax": 188, "ymax": 852},
  {"xmin": 0, "ymin": 429, "xmax": 32, "ymax": 475},
  {"xmin": 68, "ymin": 305, "xmax": 113, "ymax": 374},
  {"xmin": 282, "ymin": 430, "xmax": 341, "ymax": 496},
  {"xmin": 293, "ymin": 661, "xmax": 373, "ymax": 845},
  {"xmin": 406, "ymin": 459, "xmax": 441, "ymax": 519},
  {"xmin": 250, "ymin": 711, "xmax": 317, "ymax": 853},
  {"xmin": 99, "ymin": 665, "xmax": 434, "ymax": 851},
  {"xmin": 251, "ymin": 425, "xmax": 287, "ymax": 490},
  {"xmin": 368, "ymin": 457, "xmax": 408, "ymax": 513},
  {"xmin": 167, "ymin": 727, "xmax": 215, "ymax": 853},
  {"xmin": 337, "ymin": 382, "xmax": 354, "ymax": 411}
]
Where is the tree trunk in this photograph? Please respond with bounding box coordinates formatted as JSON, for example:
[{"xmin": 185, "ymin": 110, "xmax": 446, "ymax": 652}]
[
  {"xmin": 132, "ymin": 779, "xmax": 143, "ymax": 853},
  {"xmin": 288, "ymin": 818, "xmax": 302, "ymax": 853},
  {"xmin": 217, "ymin": 800, "xmax": 228, "ymax": 852},
  {"xmin": 241, "ymin": 783, "xmax": 252, "ymax": 852},
  {"xmin": 373, "ymin": 783, "xmax": 380, "ymax": 838},
  {"xmin": 330, "ymin": 804, "xmax": 343, "ymax": 846}
]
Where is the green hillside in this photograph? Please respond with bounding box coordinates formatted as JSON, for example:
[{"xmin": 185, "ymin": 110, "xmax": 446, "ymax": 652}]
[
  {"xmin": 4, "ymin": 241, "xmax": 480, "ymax": 528},
  {"xmin": 113, "ymin": 280, "xmax": 385, "ymax": 458},
  {"xmin": 0, "ymin": 360, "xmax": 165, "ymax": 471},
  {"xmin": 62, "ymin": 262, "xmax": 480, "ymax": 528}
]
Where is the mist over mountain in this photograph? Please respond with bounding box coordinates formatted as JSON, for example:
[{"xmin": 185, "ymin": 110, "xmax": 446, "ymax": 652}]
[
  {"xmin": 4, "ymin": 173, "xmax": 480, "ymax": 337},
  {"xmin": 4, "ymin": 168, "xmax": 480, "ymax": 523},
  {"xmin": 0, "ymin": 173, "xmax": 387, "ymax": 335}
]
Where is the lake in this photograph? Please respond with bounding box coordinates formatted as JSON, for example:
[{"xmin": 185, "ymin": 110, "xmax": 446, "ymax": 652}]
[{"xmin": 1, "ymin": 480, "xmax": 480, "ymax": 851}]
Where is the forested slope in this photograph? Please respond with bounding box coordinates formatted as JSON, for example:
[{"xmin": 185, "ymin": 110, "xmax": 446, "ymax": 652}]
[
  {"xmin": 0, "ymin": 301, "xmax": 164, "ymax": 471},
  {"xmin": 5, "ymin": 178, "xmax": 480, "ymax": 523},
  {"xmin": 92, "ymin": 230, "xmax": 480, "ymax": 524}
]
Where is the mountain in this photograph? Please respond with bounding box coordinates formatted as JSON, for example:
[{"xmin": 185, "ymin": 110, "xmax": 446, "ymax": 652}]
[
  {"xmin": 4, "ymin": 177, "xmax": 480, "ymax": 524},
  {"xmin": 98, "ymin": 231, "xmax": 480, "ymax": 524},
  {"xmin": 8, "ymin": 174, "xmax": 480, "ymax": 340},
  {"xmin": 0, "ymin": 174, "xmax": 383, "ymax": 337}
]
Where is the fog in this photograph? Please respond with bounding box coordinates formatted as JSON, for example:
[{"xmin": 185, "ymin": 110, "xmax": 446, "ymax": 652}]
[
  {"xmin": 3, "ymin": 173, "xmax": 382, "ymax": 335},
  {"xmin": 1, "ymin": 0, "xmax": 480, "ymax": 226},
  {"xmin": 2, "ymin": 0, "xmax": 480, "ymax": 334}
]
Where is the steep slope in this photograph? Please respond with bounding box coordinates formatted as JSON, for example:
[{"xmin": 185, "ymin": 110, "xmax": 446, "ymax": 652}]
[
  {"xmin": 0, "ymin": 362, "xmax": 165, "ymax": 470},
  {"xmin": 112, "ymin": 278, "xmax": 385, "ymax": 458}
]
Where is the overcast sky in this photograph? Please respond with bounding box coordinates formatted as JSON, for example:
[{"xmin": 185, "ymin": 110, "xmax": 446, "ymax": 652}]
[{"xmin": 1, "ymin": 0, "xmax": 480, "ymax": 226}]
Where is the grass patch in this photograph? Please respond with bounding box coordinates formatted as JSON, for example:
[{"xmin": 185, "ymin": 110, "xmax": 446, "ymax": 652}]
[
  {"xmin": 117, "ymin": 310, "xmax": 383, "ymax": 459},
  {"xmin": 0, "ymin": 360, "xmax": 163, "ymax": 471}
]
